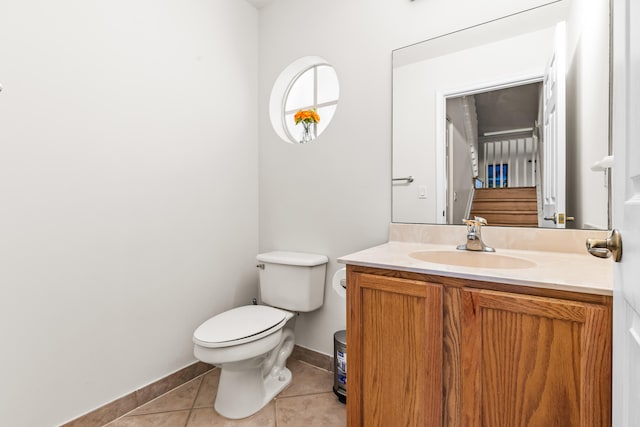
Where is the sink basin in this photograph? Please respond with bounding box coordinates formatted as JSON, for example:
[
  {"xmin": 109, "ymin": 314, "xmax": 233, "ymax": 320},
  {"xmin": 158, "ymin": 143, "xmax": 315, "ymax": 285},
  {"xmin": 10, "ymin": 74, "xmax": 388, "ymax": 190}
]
[{"xmin": 409, "ymin": 250, "xmax": 536, "ymax": 269}]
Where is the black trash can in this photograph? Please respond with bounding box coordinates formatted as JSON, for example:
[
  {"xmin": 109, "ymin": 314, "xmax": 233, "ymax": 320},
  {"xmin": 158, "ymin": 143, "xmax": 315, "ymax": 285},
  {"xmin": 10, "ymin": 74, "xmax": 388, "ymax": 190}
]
[{"xmin": 333, "ymin": 330, "xmax": 346, "ymax": 404}]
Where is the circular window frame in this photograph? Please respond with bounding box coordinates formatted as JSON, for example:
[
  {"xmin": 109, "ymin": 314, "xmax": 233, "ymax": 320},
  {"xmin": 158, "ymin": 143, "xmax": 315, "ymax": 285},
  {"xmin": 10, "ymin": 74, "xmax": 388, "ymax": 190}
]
[{"xmin": 269, "ymin": 56, "xmax": 339, "ymax": 145}]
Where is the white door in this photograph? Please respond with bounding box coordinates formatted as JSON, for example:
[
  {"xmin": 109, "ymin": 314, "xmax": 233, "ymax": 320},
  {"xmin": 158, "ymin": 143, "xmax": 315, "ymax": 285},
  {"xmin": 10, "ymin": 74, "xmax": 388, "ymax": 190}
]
[
  {"xmin": 541, "ymin": 22, "xmax": 567, "ymax": 228},
  {"xmin": 612, "ymin": 0, "xmax": 640, "ymax": 425}
]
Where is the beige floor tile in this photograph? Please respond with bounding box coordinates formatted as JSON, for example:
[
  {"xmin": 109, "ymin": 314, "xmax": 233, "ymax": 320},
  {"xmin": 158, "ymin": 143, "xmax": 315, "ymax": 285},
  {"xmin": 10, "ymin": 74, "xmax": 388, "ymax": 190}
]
[
  {"xmin": 129, "ymin": 376, "xmax": 202, "ymax": 416},
  {"xmin": 192, "ymin": 368, "xmax": 220, "ymax": 408},
  {"xmin": 104, "ymin": 410, "xmax": 190, "ymax": 427},
  {"xmin": 186, "ymin": 403, "xmax": 277, "ymax": 427},
  {"xmin": 278, "ymin": 360, "xmax": 334, "ymax": 398},
  {"xmin": 276, "ymin": 392, "xmax": 346, "ymax": 427},
  {"xmin": 101, "ymin": 359, "xmax": 346, "ymax": 427}
]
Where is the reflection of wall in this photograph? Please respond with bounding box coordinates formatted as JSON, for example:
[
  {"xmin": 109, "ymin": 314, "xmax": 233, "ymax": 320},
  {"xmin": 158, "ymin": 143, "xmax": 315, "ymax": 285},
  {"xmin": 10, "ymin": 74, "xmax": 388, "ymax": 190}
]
[
  {"xmin": 0, "ymin": 1, "xmax": 258, "ymax": 425},
  {"xmin": 393, "ymin": 26, "xmax": 555, "ymax": 223},
  {"xmin": 565, "ymin": 0, "xmax": 610, "ymax": 229},
  {"xmin": 447, "ymin": 98, "xmax": 475, "ymax": 224}
]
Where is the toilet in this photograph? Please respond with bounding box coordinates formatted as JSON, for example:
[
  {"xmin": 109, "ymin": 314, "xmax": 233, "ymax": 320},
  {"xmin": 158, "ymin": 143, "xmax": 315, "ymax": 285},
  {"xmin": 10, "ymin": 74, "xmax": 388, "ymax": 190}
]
[{"xmin": 192, "ymin": 251, "xmax": 328, "ymax": 419}]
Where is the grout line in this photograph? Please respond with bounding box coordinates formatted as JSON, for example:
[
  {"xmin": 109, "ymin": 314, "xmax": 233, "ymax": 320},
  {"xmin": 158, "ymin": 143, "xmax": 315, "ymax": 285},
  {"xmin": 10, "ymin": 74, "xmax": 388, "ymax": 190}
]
[
  {"xmin": 116, "ymin": 409, "xmax": 193, "ymax": 419},
  {"xmin": 183, "ymin": 368, "xmax": 211, "ymax": 427},
  {"xmin": 276, "ymin": 391, "xmax": 337, "ymax": 400},
  {"xmin": 191, "ymin": 370, "xmax": 208, "ymax": 410},
  {"xmin": 295, "ymin": 359, "xmax": 332, "ymax": 373}
]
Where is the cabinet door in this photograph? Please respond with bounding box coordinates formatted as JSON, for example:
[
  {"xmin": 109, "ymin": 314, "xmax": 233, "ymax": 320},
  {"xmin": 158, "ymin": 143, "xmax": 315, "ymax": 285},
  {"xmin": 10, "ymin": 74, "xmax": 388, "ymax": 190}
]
[
  {"xmin": 347, "ymin": 272, "xmax": 443, "ymax": 427},
  {"xmin": 461, "ymin": 288, "xmax": 611, "ymax": 427}
]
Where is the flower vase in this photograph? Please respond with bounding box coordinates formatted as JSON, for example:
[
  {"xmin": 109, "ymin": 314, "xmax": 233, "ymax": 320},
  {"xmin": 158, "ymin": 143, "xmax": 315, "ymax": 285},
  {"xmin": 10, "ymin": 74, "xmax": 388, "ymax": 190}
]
[{"xmin": 300, "ymin": 122, "xmax": 313, "ymax": 144}]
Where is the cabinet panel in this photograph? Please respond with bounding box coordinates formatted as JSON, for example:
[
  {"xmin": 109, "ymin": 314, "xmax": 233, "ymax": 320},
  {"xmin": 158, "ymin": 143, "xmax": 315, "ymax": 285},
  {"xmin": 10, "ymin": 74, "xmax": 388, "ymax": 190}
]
[
  {"xmin": 347, "ymin": 271, "xmax": 443, "ymax": 427},
  {"xmin": 461, "ymin": 288, "xmax": 611, "ymax": 427}
]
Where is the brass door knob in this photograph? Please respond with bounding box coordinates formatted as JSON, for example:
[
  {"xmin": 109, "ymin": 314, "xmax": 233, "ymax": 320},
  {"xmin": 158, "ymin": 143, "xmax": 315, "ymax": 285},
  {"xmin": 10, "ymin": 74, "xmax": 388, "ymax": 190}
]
[
  {"xmin": 586, "ymin": 229, "xmax": 623, "ymax": 262},
  {"xmin": 544, "ymin": 213, "xmax": 575, "ymax": 225}
]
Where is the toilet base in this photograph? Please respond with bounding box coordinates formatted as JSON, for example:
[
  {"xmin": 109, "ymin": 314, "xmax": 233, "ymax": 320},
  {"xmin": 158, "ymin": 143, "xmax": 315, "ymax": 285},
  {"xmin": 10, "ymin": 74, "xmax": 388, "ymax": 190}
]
[
  {"xmin": 262, "ymin": 366, "xmax": 292, "ymax": 406},
  {"xmin": 210, "ymin": 327, "xmax": 295, "ymax": 419},
  {"xmin": 214, "ymin": 365, "xmax": 292, "ymax": 419}
]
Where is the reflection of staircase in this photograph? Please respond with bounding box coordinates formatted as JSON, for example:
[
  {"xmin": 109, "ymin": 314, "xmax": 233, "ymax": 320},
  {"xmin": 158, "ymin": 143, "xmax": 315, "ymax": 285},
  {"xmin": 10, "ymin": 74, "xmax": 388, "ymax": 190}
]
[{"xmin": 470, "ymin": 187, "xmax": 538, "ymax": 227}]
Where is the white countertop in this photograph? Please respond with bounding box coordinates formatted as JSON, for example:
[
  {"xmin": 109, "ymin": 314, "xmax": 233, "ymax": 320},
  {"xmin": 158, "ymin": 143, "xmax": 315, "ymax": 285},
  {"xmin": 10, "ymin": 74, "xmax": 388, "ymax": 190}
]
[{"xmin": 338, "ymin": 241, "xmax": 613, "ymax": 296}]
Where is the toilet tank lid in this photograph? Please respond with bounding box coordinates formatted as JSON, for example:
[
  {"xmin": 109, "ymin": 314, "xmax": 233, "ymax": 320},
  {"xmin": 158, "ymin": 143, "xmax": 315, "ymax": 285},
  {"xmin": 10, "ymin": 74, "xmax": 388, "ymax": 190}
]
[{"xmin": 256, "ymin": 251, "xmax": 328, "ymax": 266}]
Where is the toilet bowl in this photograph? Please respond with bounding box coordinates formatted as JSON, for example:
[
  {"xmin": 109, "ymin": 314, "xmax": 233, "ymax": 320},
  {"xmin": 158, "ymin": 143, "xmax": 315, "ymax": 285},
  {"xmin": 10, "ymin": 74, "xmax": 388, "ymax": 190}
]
[
  {"xmin": 193, "ymin": 305, "xmax": 295, "ymax": 419},
  {"xmin": 193, "ymin": 251, "xmax": 328, "ymax": 419}
]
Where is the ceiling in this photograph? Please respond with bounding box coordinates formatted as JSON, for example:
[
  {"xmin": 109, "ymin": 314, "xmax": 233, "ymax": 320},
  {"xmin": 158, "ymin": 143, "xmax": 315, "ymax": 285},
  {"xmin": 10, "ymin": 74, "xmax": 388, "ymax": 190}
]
[{"xmin": 474, "ymin": 82, "xmax": 542, "ymax": 136}]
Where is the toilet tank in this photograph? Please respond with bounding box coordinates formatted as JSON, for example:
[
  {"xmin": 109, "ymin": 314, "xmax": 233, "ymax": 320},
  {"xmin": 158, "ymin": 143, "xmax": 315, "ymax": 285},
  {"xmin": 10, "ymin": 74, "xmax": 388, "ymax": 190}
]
[{"xmin": 256, "ymin": 251, "xmax": 328, "ymax": 312}]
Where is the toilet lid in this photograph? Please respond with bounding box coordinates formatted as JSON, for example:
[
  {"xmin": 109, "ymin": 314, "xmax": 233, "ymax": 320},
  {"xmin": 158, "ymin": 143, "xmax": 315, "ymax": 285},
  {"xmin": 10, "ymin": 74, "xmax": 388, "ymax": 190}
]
[{"xmin": 193, "ymin": 305, "xmax": 289, "ymax": 347}]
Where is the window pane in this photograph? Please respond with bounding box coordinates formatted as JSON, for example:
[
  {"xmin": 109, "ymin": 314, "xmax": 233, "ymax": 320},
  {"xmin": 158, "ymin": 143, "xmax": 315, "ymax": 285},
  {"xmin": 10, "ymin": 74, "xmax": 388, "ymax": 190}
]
[
  {"xmin": 285, "ymin": 68, "xmax": 315, "ymax": 111},
  {"xmin": 317, "ymin": 65, "xmax": 339, "ymax": 104},
  {"xmin": 316, "ymin": 105, "xmax": 337, "ymax": 136},
  {"xmin": 285, "ymin": 112, "xmax": 298, "ymax": 141}
]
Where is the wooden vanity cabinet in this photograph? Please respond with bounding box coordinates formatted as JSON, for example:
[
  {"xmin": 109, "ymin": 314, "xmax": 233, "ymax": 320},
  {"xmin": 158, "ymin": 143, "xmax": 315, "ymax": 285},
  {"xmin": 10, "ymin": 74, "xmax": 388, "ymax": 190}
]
[
  {"xmin": 461, "ymin": 288, "xmax": 611, "ymax": 427},
  {"xmin": 346, "ymin": 266, "xmax": 612, "ymax": 427},
  {"xmin": 346, "ymin": 269, "xmax": 443, "ymax": 426}
]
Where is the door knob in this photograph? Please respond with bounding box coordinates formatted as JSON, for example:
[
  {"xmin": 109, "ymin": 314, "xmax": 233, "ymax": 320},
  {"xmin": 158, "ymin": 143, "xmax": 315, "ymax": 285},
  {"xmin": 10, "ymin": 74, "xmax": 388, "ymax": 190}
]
[
  {"xmin": 586, "ymin": 229, "xmax": 622, "ymax": 262},
  {"xmin": 544, "ymin": 213, "xmax": 575, "ymax": 224}
]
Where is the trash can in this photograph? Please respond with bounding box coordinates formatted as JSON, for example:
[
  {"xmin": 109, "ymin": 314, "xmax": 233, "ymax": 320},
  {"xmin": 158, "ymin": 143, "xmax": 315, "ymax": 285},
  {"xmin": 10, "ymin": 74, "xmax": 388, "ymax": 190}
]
[{"xmin": 333, "ymin": 330, "xmax": 347, "ymax": 403}]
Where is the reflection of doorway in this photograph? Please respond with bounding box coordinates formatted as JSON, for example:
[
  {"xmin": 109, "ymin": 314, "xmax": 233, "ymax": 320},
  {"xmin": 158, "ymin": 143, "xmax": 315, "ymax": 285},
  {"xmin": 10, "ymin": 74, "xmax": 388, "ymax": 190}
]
[
  {"xmin": 442, "ymin": 79, "xmax": 543, "ymax": 226},
  {"xmin": 468, "ymin": 82, "xmax": 542, "ymax": 191},
  {"xmin": 436, "ymin": 22, "xmax": 567, "ymax": 228}
]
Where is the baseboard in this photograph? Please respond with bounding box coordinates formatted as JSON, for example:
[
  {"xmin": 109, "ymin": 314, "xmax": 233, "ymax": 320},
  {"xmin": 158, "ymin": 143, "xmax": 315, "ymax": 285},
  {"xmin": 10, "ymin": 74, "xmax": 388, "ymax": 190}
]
[
  {"xmin": 291, "ymin": 344, "xmax": 333, "ymax": 372},
  {"xmin": 59, "ymin": 361, "xmax": 214, "ymax": 427}
]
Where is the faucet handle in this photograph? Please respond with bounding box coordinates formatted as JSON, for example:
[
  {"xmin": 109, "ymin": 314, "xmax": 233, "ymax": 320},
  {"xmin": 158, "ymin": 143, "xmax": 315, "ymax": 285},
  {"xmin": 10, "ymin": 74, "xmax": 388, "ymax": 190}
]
[
  {"xmin": 461, "ymin": 218, "xmax": 475, "ymax": 228},
  {"xmin": 474, "ymin": 216, "xmax": 488, "ymax": 226},
  {"xmin": 462, "ymin": 216, "xmax": 488, "ymax": 227}
]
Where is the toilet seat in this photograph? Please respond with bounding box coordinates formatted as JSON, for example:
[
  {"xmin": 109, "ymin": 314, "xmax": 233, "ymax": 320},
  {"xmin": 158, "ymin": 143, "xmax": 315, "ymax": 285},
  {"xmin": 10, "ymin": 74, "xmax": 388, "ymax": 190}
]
[{"xmin": 193, "ymin": 305, "xmax": 291, "ymax": 348}]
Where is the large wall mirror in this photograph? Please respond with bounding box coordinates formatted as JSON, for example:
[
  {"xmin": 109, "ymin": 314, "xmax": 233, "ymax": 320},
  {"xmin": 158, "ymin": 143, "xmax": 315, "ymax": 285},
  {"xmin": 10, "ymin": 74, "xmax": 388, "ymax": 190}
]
[{"xmin": 392, "ymin": 0, "xmax": 611, "ymax": 229}]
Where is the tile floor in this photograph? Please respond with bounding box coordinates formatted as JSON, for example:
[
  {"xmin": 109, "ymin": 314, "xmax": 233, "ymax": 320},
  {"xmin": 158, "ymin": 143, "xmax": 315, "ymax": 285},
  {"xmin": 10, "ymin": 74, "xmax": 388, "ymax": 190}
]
[{"xmin": 103, "ymin": 359, "xmax": 346, "ymax": 427}]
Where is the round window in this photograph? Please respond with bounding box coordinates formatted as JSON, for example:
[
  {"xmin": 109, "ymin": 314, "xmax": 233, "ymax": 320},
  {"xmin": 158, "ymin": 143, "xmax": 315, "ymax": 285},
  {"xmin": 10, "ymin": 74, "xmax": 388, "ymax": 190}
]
[{"xmin": 270, "ymin": 56, "xmax": 339, "ymax": 144}]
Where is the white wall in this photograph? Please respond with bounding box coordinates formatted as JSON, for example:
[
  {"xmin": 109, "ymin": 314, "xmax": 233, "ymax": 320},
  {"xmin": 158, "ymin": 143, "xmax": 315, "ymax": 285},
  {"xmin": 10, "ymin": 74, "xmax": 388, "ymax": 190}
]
[
  {"xmin": 565, "ymin": 0, "xmax": 610, "ymax": 229},
  {"xmin": 258, "ymin": 0, "xmax": 560, "ymax": 355},
  {"xmin": 0, "ymin": 1, "xmax": 258, "ymax": 426}
]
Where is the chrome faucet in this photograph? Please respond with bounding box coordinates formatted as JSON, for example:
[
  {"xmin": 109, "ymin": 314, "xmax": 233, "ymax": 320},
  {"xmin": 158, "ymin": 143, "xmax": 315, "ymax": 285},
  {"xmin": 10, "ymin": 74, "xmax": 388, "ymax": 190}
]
[{"xmin": 456, "ymin": 216, "xmax": 495, "ymax": 252}]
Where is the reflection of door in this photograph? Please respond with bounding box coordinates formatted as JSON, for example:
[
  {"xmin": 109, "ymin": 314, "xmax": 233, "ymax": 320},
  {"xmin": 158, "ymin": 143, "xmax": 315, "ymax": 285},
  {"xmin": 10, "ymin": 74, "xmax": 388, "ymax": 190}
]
[
  {"xmin": 542, "ymin": 22, "xmax": 566, "ymax": 228},
  {"xmin": 612, "ymin": 1, "xmax": 640, "ymax": 424},
  {"xmin": 446, "ymin": 119, "xmax": 453, "ymax": 224}
]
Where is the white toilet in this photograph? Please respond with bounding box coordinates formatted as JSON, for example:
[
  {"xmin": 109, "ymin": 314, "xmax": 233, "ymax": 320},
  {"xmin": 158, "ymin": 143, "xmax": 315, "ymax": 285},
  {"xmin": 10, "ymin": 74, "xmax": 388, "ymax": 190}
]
[{"xmin": 192, "ymin": 251, "xmax": 328, "ymax": 419}]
